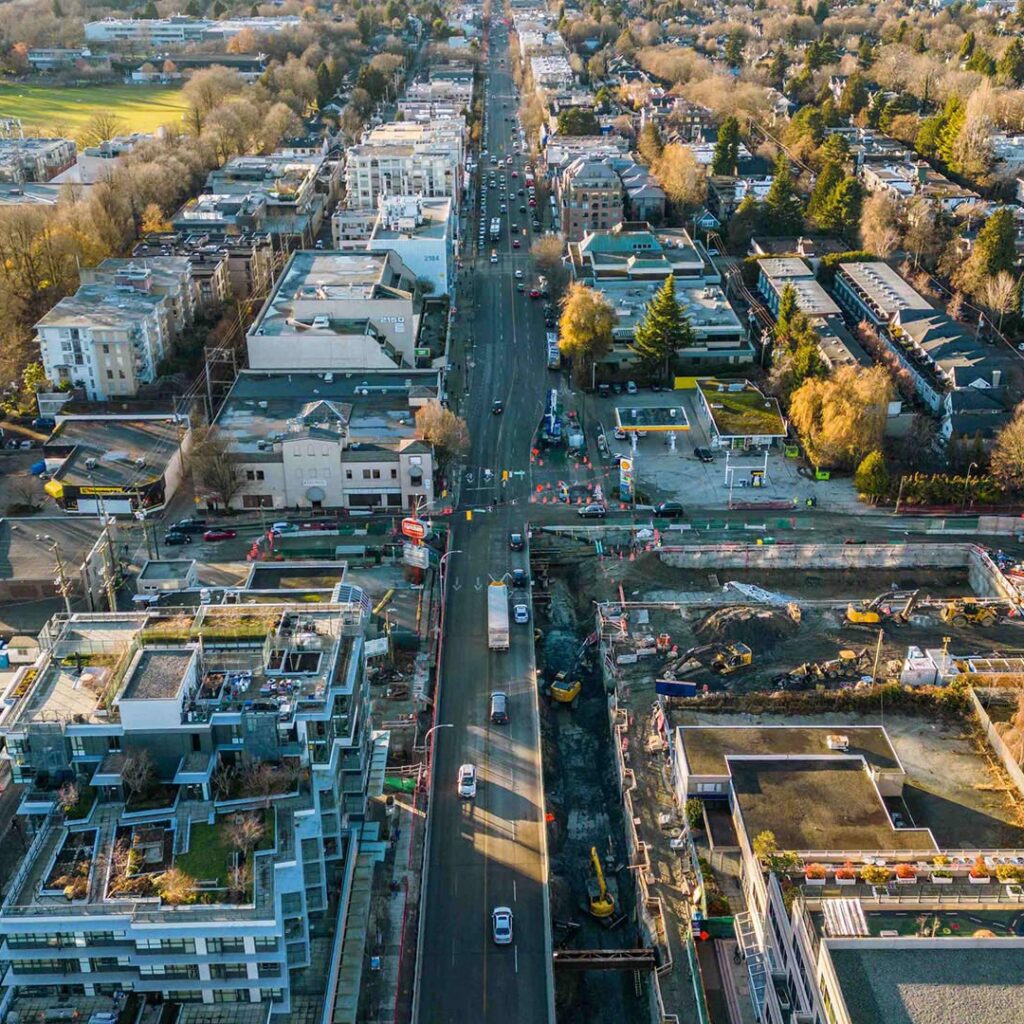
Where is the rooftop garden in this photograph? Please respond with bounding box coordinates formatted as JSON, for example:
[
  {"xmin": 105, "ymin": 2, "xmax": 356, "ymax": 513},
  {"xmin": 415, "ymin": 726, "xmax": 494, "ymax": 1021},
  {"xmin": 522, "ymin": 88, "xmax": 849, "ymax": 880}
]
[
  {"xmin": 44, "ymin": 829, "xmax": 98, "ymax": 900},
  {"xmin": 699, "ymin": 380, "xmax": 786, "ymax": 438},
  {"xmin": 174, "ymin": 810, "xmax": 273, "ymax": 903}
]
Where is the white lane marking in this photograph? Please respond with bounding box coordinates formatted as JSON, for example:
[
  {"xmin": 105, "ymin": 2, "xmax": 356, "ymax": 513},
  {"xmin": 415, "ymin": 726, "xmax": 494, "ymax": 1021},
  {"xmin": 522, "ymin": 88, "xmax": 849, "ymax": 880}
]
[
  {"xmin": 513, "ymin": 880, "xmax": 517, "ymax": 903},
  {"xmin": 514, "ymin": 945, "xmax": 519, "ymax": 974}
]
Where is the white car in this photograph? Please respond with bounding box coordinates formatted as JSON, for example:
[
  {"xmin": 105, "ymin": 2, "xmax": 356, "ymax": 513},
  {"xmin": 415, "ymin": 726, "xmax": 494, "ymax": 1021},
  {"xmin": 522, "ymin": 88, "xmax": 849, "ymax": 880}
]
[
  {"xmin": 513, "ymin": 603, "xmax": 529, "ymax": 624},
  {"xmin": 457, "ymin": 763, "xmax": 477, "ymax": 799},
  {"xmin": 492, "ymin": 906, "xmax": 513, "ymax": 945},
  {"xmin": 514, "ymin": 269, "xmax": 524, "ymax": 279}
]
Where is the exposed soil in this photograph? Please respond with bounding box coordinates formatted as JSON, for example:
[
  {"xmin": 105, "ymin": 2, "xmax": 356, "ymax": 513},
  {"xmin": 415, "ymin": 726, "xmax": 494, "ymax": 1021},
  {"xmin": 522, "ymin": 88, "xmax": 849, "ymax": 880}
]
[{"xmin": 694, "ymin": 605, "xmax": 801, "ymax": 651}]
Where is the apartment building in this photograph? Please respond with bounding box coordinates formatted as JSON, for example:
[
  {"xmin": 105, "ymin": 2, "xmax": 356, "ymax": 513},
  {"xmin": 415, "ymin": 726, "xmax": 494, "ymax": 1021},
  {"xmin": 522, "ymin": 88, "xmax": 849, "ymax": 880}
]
[
  {"xmin": 568, "ymin": 222, "xmax": 752, "ymax": 366},
  {"xmin": 35, "ymin": 285, "xmax": 170, "ymax": 401},
  {"xmin": 558, "ymin": 158, "xmax": 625, "ymax": 243},
  {"xmin": 247, "ymin": 250, "xmax": 423, "ymax": 371},
  {"xmin": 84, "ymin": 15, "xmax": 300, "ymax": 45},
  {"xmin": 365, "ymin": 194, "xmax": 454, "ymax": 296},
  {"xmin": 0, "ymin": 137, "xmax": 76, "ymax": 183},
  {"xmin": 673, "ymin": 723, "xmax": 1024, "ymax": 1024},
  {"xmin": 80, "ymin": 258, "xmax": 199, "ymax": 333},
  {"xmin": 529, "ymin": 54, "xmax": 575, "ymax": 89},
  {"xmin": 211, "ymin": 370, "xmax": 437, "ymax": 512},
  {"xmin": 0, "ymin": 590, "xmax": 377, "ymax": 1018},
  {"xmin": 344, "ymin": 122, "xmax": 464, "ymax": 212}
]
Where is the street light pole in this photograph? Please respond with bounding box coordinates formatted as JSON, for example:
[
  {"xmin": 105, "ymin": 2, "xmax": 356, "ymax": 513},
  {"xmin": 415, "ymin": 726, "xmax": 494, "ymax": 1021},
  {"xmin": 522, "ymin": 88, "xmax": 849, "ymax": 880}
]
[
  {"xmin": 962, "ymin": 461, "xmax": 978, "ymax": 512},
  {"xmin": 422, "ymin": 722, "xmax": 453, "ymax": 784}
]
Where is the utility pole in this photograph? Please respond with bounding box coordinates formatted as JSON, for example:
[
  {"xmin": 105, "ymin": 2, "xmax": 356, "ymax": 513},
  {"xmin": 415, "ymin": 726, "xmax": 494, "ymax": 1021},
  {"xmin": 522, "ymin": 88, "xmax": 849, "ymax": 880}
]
[
  {"xmin": 871, "ymin": 627, "xmax": 885, "ymax": 687},
  {"xmin": 50, "ymin": 541, "xmax": 73, "ymax": 618}
]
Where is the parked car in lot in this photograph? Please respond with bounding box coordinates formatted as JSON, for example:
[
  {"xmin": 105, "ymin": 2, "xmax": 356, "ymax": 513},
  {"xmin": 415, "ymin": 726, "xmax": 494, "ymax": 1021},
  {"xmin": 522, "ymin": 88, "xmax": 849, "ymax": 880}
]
[
  {"xmin": 578, "ymin": 503, "xmax": 607, "ymax": 518},
  {"xmin": 202, "ymin": 528, "xmax": 237, "ymax": 542},
  {"xmin": 693, "ymin": 447, "xmax": 714, "ymax": 463},
  {"xmin": 458, "ymin": 763, "xmax": 477, "ymax": 799}
]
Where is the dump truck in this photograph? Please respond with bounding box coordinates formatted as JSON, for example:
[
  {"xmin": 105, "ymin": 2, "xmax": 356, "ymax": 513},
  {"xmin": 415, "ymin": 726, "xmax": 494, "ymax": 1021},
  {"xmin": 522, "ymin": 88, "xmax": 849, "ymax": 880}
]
[{"xmin": 487, "ymin": 582, "xmax": 510, "ymax": 651}]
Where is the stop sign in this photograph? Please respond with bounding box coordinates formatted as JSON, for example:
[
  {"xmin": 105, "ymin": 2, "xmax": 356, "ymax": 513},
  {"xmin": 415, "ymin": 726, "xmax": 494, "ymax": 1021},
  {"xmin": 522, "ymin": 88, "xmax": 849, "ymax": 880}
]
[{"xmin": 401, "ymin": 517, "xmax": 428, "ymax": 540}]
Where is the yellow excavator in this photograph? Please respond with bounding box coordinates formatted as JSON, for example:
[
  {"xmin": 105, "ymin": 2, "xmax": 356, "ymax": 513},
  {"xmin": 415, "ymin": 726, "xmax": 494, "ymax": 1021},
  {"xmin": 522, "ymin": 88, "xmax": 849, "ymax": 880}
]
[
  {"xmin": 674, "ymin": 642, "xmax": 753, "ymax": 676},
  {"xmin": 587, "ymin": 846, "xmax": 615, "ymax": 918},
  {"xmin": 939, "ymin": 598, "xmax": 1006, "ymax": 628},
  {"xmin": 846, "ymin": 590, "xmax": 920, "ymax": 626},
  {"xmin": 550, "ymin": 671, "xmax": 582, "ymax": 704}
]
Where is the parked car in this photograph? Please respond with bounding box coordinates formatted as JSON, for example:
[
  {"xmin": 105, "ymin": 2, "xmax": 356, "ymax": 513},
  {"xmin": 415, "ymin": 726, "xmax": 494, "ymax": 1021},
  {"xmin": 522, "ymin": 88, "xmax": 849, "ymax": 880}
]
[
  {"xmin": 510, "ymin": 568, "xmax": 529, "ymax": 588},
  {"xmin": 578, "ymin": 503, "xmax": 607, "ymax": 518},
  {"xmin": 492, "ymin": 906, "xmax": 513, "ymax": 945},
  {"xmin": 163, "ymin": 531, "xmax": 189, "ymax": 546},
  {"xmin": 693, "ymin": 447, "xmax": 714, "ymax": 463},
  {"xmin": 457, "ymin": 763, "xmax": 477, "ymax": 799},
  {"xmin": 202, "ymin": 528, "xmax": 237, "ymax": 542},
  {"xmin": 598, "ymin": 383, "xmax": 611, "ymax": 397},
  {"xmin": 626, "ymin": 380, "xmax": 638, "ymax": 394},
  {"xmin": 513, "ymin": 603, "xmax": 529, "ymax": 624},
  {"xmin": 509, "ymin": 531, "xmax": 524, "ymax": 551}
]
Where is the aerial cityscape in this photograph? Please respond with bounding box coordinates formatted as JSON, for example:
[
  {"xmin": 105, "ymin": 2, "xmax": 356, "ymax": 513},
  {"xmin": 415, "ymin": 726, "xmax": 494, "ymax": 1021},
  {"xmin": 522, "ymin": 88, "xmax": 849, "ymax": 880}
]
[{"xmin": 2, "ymin": 0, "xmax": 1024, "ymax": 1021}]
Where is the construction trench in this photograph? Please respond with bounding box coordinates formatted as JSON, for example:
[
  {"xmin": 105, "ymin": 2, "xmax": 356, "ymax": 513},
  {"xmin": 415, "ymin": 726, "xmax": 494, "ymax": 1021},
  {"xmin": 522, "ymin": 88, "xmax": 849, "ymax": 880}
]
[{"xmin": 530, "ymin": 534, "xmax": 1024, "ymax": 1024}]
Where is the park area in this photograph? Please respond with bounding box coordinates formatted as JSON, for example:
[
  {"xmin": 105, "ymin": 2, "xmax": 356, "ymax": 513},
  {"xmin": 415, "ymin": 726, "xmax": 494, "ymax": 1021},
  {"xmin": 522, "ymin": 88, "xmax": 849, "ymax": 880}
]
[{"xmin": 0, "ymin": 83, "xmax": 188, "ymax": 135}]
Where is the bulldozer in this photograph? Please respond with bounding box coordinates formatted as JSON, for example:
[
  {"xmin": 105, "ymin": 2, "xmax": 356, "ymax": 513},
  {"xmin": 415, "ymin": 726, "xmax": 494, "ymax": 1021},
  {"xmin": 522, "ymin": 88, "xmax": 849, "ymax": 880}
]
[
  {"xmin": 586, "ymin": 846, "xmax": 616, "ymax": 919},
  {"xmin": 939, "ymin": 598, "xmax": 1008, "ymax": 628},
  {"xmin": 674, "ymin": 642, "xmax": 753, "ymax": 676},
  {"xmin": 846, "ymin": 590, "xmax": 920, "ymax": 626}
]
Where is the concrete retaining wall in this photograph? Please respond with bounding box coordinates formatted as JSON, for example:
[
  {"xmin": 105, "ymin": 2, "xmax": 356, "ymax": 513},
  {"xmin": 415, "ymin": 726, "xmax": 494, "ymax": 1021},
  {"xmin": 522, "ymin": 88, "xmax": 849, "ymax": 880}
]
[{"xmin": 971, "ymin": 688, "xmax": 1024, "ymax": 801}]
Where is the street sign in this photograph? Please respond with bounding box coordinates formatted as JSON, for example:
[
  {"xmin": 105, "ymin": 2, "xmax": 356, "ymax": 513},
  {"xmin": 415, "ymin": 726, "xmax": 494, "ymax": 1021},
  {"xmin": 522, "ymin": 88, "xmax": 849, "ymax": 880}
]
[
  {"xmin": 401, "ymin": 517, "xmax": 429, "ymax": 540},
  {"xmin": 403, "ymin": 543, "xmax": 429, "ymax": 569}
]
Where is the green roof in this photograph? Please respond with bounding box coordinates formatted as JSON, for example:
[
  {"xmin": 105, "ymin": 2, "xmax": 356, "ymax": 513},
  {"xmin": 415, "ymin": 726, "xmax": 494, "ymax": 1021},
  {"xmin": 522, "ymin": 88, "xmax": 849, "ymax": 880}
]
[{"xmin": 698, "ymin": 379, "xmax": 786, "ymax": 439}]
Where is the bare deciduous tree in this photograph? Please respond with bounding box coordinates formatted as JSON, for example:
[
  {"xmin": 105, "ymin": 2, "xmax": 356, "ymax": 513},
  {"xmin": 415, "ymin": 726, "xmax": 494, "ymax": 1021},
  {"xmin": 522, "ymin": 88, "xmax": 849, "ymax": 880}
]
[
  {"xmin": 983, "ymin": 270, "xmax": 1019, "ymax": 333},
  {"xmin": 414, "ymin": 401, "xmax": 470, "ymax": 471},
  {"xmin": 188, "ymin": 426, "xmax": 245, "ymax": 510},
  {"xmin": 120, "ymin": 749, "xmax": 155, "ymax": 805}
]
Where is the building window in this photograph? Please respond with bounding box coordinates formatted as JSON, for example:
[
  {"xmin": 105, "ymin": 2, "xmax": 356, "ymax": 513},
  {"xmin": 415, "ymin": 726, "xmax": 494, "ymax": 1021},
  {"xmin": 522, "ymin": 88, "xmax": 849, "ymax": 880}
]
[
  {"xmin": 136, "ymin": 937, "xmax": 195, "ymax": 954},
  {"xmin": 245, "ymin": 470, "xmax": 265, "ymax": 482},
  {"xmin": 254, "ymin": 937, "xmax": 279, "ymax": 952},
  {"xmin": 390, "ymin": 468, "xmax": 397, "ymax": 479},
  {"xmin": 257, "ymin": 962, "xmax": 282, "ymax": 977},
  {"xmin": 362, "ymin": 469, "xmax": 371, "ymax": 479},
  {"xmin": 372, "ymin": 469, "xmax": 381, "ymax": 480},
  {"xmin": 242, "ymin": 494, "xmax": 272, "ymax": 509},
  {"xmin": 106, "ymin": 370, "xmax": 113, "ymax": 379},
  {"xmin": 207, "ymin": 937, "xmax": 245, "ymax": 954},
  {"xmin": 210, "ymin": 963, "xmax": 249, "ymax": 980},
  {"xmin": 345, "ymin": 470, "xmax": 352, "ymax": 480}
]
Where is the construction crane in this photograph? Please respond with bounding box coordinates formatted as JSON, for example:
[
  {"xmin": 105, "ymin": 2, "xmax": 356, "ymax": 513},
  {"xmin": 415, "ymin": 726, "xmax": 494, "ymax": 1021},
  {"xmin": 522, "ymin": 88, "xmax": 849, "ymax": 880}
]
[
  {"xmin": 587, "ymin": 846, "xmax": 616, "ymax": 918},
  {"xmin": 846, "ymin": 590, "xmax": 920, "ymax": 626},
  {"xmin": 938, "ymin": 598, "xmax": 1009, "ymax": 628}
]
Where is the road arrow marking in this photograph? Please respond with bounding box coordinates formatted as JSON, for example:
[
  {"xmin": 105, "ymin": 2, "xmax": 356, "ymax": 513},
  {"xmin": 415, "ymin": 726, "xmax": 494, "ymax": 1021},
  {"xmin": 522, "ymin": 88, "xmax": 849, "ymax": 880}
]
[{"xmin": 474, "ymin": 576, "xmax": 483, "ymax": 591}]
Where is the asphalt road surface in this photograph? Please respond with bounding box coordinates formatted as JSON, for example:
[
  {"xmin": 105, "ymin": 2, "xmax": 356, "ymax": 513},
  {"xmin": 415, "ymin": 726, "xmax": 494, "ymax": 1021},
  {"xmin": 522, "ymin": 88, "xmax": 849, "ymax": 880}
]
[{"xmin": 415, "ymin": 21, "xmax": 556, "ymax": 1024}]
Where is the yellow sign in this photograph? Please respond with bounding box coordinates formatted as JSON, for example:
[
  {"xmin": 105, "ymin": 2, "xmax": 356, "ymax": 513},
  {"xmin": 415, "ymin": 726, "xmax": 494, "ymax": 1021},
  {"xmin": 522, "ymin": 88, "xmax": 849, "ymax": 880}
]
[
  {"xmin": 79, "ymin": 486, "xmax": 126, "ymax": 496},
  {"xmin": 466, "ymin": 510, "xmax": 473, "ymax": 521}
]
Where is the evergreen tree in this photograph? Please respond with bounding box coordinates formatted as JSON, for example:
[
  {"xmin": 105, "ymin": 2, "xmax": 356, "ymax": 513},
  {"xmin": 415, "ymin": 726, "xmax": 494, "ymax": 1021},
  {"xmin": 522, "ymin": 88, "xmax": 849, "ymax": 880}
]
[
  {"xmin": 857, "ymin": 37, "xmax": 874, "ymax": 68},
  {"xmin": 762, "ymin": 155, "xmax": 804, "ymax": 235},
  {"xmin": 813, "ymin": 0, "xmax": 828, "ymax": 23},
  {"xmin": 893, "ymin": 20, "xmax": 907, "ymax": 44},
  {"xmin": 316, "ymin": 61, "xmax": 334, "ymax": 108},
  {"xmin": 936, "ymin": 98, "xmax": 965, "ymax": 167},
  {"xmin": 724, "ymin": 28, "xmax": 745, "ymax": 67},
  {"xmin": 866, "ymin": 91, "xmax": 886, "ymax": 129},
  {"xmin": 185, "ymin": 0, "xmax": 201, "ymax": 15},
  {"xmin": 974, "ymin": 209, "xmax": 1016, "ymax": 277},
  {"xmin": 630, "ymin": 275, "xmax": 693, "ymax": 380},
  {"xmin": 807, "ymin": 162, "xmax": 843, "ymax": 224},
  {"xmin": 958, "ymin": 31, "xmax": 976, "ymax": 61},
  {"xmin": 966, "ymin": 48, "xmax": 996, "ymax": 76},
  {"xmin": 212, "ymin": 0, "xmax": 226, "ymax": 15},
  {"xmin": 711, "ymin": 116, "xmax": 740, "ymax": 176},
  {"xmin": 997, "ymin": 38, "xmax": 1024, "ymax": 86},
  {"xmin": 768, "ymin": 49, "xmax": 788, "ymax": 90},
  {"xmin": 52, "ymin": 0, "xmax": 62, "ymax": 16},
  {"xmin": 912, "ymin": 32, "xmax": 927, "ymax": 54},
  {"xmin": 775, "ymin": 283, "xmax": 799, "ymax": 342},
  {"xmin": 838, "ymin": 73, "xmax": 868, "ymax": 116},
  {"xmin": 142, "ymin": 0, "xmax": 159, "ymax": 16},
  {"xmin": 817, "ymin": 177, "xmax": 862, "ymax": 235}
]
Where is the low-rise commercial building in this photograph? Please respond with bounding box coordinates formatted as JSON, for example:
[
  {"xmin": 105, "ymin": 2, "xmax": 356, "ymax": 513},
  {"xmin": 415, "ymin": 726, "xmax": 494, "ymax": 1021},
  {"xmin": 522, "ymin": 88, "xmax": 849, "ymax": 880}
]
[
  {"xmin": 0, "ymin": 137, "xmax": 76, "ymax": 183},
  {"xmin": 210, "ymin": 370, "xmax": 436, "ymax": 512},
  {"xmin": 366, "ymin": 194, "xmax": 454, "ymax": 297},
  {"xmin": 84, "ymin": 15, "xmax": 301, "ymax": 45},
  {"xmin": 247, "ymin": 250, "xmax": 424, "ymax": 371}
]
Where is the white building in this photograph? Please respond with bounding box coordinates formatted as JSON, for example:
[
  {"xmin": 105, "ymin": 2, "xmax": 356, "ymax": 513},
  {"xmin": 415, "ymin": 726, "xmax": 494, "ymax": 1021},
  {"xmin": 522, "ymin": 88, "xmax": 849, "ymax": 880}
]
[
  {"xmin": 366, "ymin": 194, "xmax": 453, "ymax": 296},
  {"xmin": 84, "ymin": 15, "xmax": 300, "ymax": 44},
  {"xmin": 35, "ymin": 284, "xmax": 170, "ymax": 401},
  {"xmin": 529, "ymin": 54, "xmax": 575, "ymax": 89}
]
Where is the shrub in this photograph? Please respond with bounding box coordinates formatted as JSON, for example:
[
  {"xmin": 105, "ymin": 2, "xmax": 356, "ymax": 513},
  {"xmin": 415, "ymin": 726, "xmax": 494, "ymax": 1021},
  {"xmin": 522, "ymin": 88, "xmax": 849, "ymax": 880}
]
[
  {"xmin": 969, "ymin": 854, "xmax": 990, "ymax": 878},
  {"xmin": 894, "ymin": 863, "xmax": 917, "ymax": 879},
  {"xmin": 995, "ymin": 863, "xmax": 1024, "ymax": 883},
  {"xmin": 835, "ymin": 861, "xmax": 857, "ymax": 880},
  {"xmin": 685, "ymin": 798, "xmax": 705, "ymax": 831},
  {"xmin": 861, "ymin": 864, "xmax": 892, "ymax": 885}
]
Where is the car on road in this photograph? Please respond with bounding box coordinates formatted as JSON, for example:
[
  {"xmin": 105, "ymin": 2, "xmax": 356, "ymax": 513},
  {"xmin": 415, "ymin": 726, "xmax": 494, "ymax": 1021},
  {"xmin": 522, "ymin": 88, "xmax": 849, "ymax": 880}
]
[
  {"xmin": 529, "ymin": 288, "xmax": 540, "ymax": 299},
  {"xmin": 512, "ymin": 239, "xmax": 520, "ymax": 248},
  {"xmin": 528, "ymin": 198, "xmax": 537, "ymax": 207},
  {"xmin": 513, "ymin": 603, "xmax": 530, "ymax": 624},
  {"xmin": 518, "ymin": 204, "xmax": 527, "ymax": 213},
  {"xmin": 598, "ymin": 383, "xmax": 611, "ymax": 397},
  {"xmin": 270, "ymin": 521, "xmax": 298, "ymax": 535},
  {"xmin": 611, "ymin": 382, "xmax": 623, "ymax": 394},
  {"xmin": 693, "ymin": 447, "xmax": 714, "ymax": 463},
  {"xmin": 654, "ymin": 502, "xmax": 686, "ymax": 519},
  {"xmin": 516, "ymin": 282, "xmax": 525, "ymax": 292},
  {"xmin": 509, "ymin": 531, "xmax": 524, "ymax": 551},
  {"xmin": 492, "ymin": 399, "xmax": 504, "ymax": 414},
  {"xmin": 163, "ymin": 531, "xmax": 189, "ymax": 546},
  {"xmin": 707, "ymin": 247, "xmax": 720, "ymax": 257},
  {"xmin": 511, "ymin": 567, "xmax": 529, "ymax": 588},
  {"xmin": 626, "ymin": 380, "xmax": 638, "ymax": 394},
  {"xmin": 490, "ymin": 252, "xmax": 498, "ymax": 264},
  {"xmin": 490, "ymin": 690, "xmax": 509, "ymax": 724},
  {"xmin": 492, "ymin": 907, "xmax": 513, "ymax": 945},
  {"xmin": 517, "ymin": 188, "xmax": 525, "ymax": 196},
  {"xmin": 172, "ymin": 518, "xmax": 207, "ymax": 534},
  {"xmin": 511, "ymin": 170, "xmax": 518, "ymax": 178},
  {"xmin": 457, "ymin": 764, "xmax": 477, "ymax": 799},
  {"xmin": 514, "ymin": 269, "xmax": 524, "ymax": 278},
  {"xmin": 578, "ymin": 503, "xmax": 607, "ymax": 518},
  {"xmin": 202, "ymin": 528, "xmax": 237, "ymax": 542}
]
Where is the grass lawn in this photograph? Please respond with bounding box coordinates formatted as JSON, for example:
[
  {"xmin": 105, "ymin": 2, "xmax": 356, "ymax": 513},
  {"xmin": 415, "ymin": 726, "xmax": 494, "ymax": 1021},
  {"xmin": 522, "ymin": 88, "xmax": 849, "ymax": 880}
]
[
  {"xmin": 175, "ymin": 810, "xmax": 272, "ymax": 887},
  {"xmin": 0, "ymin": 83, "xmax": 188, "ymax": 134},
  {"xmin": 699, "ymin": 380, "xmax": 787, "ymax": 439}
]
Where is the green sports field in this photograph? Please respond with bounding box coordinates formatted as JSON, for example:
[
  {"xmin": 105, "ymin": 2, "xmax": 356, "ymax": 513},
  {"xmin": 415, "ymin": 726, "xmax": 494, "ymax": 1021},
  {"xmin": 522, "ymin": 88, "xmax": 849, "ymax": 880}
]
[{"xmin": 0, "ymin": 83, "xmax": 189, "ymax": 134}]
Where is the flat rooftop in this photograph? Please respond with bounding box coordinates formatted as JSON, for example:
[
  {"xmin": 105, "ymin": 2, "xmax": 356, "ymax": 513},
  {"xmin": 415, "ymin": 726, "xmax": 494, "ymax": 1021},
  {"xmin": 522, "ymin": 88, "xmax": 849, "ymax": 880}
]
[
  {"xmin": 730, "ymin": 759, "xmax": 935, "ymax": 853},
  {"xmin": 139, "ymin": 559, "xmax": 195, "ymax": 581},
  {"xmin": 0, "ymin": 517, "xmax": 105, "ymax": 581},
  {"xmin": 216, "ymin": 371, "xmax": 436, "ymax": 454},
  {"xmin": 247, "ymin": 563, "xmax": 347, "ymax": 591},
  {"xmin": 49, "ymin": 417, "xmax": 183, "ymax": 489},
  {"xmin": 121, "ymin": 648, "xmax": 192, "ymax": 701},
  {"xmin": 613, "ymin": 404, "xmax": 690, "ymax": 432},
  {"xmin": 839, "ymin": 262, "xmax": 932, "ymax": 317},
  {"xmin": 601, "ymin": 280, "xmax": 742, "ymax": 336},
  {"xmin": 830, "ymin": 946, "xmax": 1024, "ymax": 1024},
  {"xmin": 680, "ymin": 726, "xmax": 900, "ymax": 776}
]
